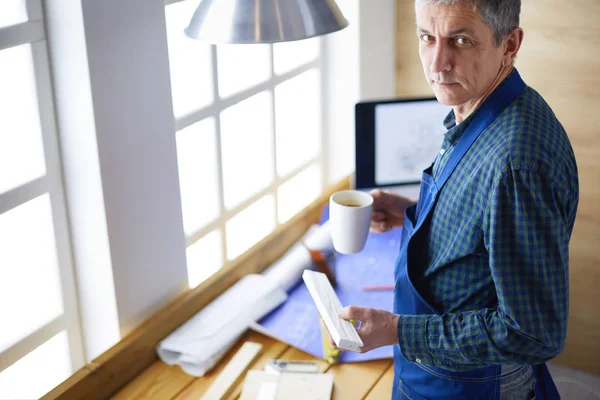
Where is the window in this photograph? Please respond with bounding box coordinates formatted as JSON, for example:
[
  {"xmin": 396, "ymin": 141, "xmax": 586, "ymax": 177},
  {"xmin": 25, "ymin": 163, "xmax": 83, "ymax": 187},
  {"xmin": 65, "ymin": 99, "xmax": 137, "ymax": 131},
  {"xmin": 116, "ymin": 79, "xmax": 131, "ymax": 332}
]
[
  {"xmin": 165, "ymin": 0, "xmax": 324, "ymax": 288},
  {"xmin": 0, "ymin": 0, "xmax": 85, "ymax": 398}
]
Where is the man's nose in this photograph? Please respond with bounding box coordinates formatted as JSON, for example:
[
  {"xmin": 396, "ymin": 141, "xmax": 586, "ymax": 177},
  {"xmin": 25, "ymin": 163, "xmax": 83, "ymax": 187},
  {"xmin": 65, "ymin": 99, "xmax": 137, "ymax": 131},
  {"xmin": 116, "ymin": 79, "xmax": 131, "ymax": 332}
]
[{"xmin": 430, "ymin": 42, "xmax": 452, "ymax": 73}]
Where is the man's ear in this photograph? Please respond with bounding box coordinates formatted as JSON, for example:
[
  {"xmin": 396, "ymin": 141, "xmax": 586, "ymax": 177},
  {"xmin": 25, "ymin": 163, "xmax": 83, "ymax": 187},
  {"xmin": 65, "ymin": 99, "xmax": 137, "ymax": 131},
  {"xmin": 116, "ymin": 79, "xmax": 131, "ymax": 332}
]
[{"xmin": 502, "ymin": 27, "xmax": 524, "ymax": 66}]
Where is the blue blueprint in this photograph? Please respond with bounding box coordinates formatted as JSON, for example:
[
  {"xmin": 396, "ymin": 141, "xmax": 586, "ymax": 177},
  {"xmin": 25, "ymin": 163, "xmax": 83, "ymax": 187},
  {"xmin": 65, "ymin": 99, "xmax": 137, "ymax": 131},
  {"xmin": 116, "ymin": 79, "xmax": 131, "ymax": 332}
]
[{"xmin": 258, "ymin": 206, "xmax": 402, "ymax": 362}]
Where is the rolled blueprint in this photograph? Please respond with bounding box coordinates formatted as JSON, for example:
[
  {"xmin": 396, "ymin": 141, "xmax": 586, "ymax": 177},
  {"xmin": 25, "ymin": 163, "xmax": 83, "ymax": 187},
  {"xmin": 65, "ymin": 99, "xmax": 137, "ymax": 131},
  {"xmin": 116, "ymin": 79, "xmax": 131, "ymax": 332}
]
[
  {"xmin": 262, "ymin": 221, "xmax": 334, "ymax": 293},
  {"xmin": 156, "ymin": 274, "xmax": 287, "ymax": 376},
  {"xmin": 156, "ymin": 221, "xmax": 333, "ymax": 376}
]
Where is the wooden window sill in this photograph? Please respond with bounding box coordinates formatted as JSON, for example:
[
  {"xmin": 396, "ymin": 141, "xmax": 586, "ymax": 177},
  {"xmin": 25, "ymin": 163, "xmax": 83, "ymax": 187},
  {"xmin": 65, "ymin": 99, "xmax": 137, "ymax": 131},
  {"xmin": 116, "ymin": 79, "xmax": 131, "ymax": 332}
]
[{"xmin": 43, "ymin": 176, "xmax": 354, "ymax": 400}]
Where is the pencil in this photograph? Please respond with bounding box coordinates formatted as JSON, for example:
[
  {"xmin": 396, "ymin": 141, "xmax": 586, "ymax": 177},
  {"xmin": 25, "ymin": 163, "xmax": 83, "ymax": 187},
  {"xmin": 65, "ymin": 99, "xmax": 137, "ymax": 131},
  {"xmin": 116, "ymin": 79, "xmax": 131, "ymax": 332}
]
[{"xmin": 362, "ymin": 285, "xmax": 395, "ymax": 291}]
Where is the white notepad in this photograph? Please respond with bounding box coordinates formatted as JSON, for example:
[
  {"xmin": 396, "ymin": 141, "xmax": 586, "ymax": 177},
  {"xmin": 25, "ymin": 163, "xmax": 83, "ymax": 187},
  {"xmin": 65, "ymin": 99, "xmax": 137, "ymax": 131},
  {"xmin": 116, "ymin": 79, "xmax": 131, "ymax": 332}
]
[
  {"xmin": 302, "ymin": 269, "xmax": 363, "ymax": 352},
  {"xmin": 240, "ymin": 370, "xmax": 334, "ymax": 400}
]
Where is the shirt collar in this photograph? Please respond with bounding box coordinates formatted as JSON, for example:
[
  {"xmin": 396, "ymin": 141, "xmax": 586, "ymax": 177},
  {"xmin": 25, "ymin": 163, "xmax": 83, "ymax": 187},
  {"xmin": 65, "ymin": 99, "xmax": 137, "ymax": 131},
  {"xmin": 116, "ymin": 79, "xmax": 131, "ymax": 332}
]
[{"xmin": 442, "ymin": 109, "xmax": 472, "ymax": 146}]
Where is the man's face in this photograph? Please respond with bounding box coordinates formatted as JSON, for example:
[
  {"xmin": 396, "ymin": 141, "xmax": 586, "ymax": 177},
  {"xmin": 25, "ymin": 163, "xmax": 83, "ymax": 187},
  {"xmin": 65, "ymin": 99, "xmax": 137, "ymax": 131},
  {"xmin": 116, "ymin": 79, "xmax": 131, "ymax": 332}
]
[{"xmin": 416, "ymin": 1, "xmax": 506, "ymax": 107}]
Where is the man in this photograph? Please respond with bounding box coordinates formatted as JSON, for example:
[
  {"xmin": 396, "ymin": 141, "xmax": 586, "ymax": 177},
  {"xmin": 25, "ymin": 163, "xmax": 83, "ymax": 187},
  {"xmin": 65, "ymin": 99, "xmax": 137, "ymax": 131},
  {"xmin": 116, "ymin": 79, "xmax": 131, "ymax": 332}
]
[{"xmin": 324, "ymin": 0, "xmax": 579, "ymax": 398}]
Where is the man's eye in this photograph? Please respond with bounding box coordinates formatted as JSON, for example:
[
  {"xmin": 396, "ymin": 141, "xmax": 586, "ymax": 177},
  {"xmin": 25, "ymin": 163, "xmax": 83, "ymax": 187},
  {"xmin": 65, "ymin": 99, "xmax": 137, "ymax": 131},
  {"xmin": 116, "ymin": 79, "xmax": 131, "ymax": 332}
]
[
  {"xmin": 421, "ymin": 34, "xmax": 434, "ymax": 42},
  {"xmin": 455, "ymin": 37, "xmax": 471, "ymax": 45}
]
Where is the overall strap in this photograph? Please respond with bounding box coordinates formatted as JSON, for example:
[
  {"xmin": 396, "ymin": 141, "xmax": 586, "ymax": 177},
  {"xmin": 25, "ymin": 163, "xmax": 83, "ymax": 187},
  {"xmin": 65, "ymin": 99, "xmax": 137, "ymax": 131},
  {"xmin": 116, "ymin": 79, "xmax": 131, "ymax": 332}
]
[{"xmin": 435, "ymin": 70, "xmax": 526, "ymax": 190}]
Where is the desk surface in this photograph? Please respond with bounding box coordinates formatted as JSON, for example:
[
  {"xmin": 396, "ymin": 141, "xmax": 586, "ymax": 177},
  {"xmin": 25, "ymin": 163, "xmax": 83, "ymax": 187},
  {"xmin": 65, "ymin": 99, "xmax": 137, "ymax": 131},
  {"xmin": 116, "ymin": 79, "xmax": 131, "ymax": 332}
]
[{"xmin": 112, "ymin": 329, "xmax": 394, "ymax": 400}]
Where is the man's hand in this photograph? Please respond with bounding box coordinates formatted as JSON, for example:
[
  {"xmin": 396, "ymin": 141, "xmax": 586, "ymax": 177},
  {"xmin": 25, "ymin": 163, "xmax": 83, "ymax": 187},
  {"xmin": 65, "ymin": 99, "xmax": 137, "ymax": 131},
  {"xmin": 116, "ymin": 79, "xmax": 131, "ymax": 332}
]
[
  {"xmin": 321, "ymin": 306, "xmax": 400, "ymax": 353},
  {"xmin": 370, "ymin": 189, "xmax": 416, "ymax": 233}
]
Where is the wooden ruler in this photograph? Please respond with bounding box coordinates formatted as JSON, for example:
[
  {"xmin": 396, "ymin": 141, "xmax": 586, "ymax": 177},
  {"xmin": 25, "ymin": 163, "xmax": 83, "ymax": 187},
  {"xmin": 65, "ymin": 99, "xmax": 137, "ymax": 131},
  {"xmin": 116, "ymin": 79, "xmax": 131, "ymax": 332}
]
[{"xmin": 200, "ymin": 341, "xmax": 262, "ymax": 400}]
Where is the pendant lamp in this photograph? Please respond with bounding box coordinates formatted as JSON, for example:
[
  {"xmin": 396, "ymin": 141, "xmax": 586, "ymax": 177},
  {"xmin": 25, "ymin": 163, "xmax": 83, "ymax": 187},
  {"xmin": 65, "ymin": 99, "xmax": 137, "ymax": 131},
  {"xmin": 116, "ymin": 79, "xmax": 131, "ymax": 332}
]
[{"xmin": 185, "ymin": 0, "xmax": 349, "ymax": 44}]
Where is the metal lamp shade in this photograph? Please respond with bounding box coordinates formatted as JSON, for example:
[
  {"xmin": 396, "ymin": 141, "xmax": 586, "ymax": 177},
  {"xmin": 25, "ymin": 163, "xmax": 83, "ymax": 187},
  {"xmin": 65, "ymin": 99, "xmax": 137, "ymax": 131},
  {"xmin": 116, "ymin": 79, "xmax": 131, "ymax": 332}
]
[{"xmin": 185, "ymin": 0, "xmax": 349, "ymax": 44}]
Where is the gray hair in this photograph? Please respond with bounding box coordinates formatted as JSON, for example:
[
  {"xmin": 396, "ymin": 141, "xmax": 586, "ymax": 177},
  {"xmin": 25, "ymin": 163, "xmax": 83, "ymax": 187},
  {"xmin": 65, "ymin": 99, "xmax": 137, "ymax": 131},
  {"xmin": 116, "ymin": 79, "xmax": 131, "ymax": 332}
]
[{"xmin": 415, "ymin": 0, "xmax": 521, "ymax": 46}]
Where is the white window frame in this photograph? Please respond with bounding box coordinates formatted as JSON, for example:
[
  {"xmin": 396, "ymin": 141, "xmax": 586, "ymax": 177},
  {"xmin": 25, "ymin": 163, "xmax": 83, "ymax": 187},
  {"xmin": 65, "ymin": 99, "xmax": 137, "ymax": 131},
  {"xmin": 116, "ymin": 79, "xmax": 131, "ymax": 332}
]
[
  {"xmin": 1, "ymin": 0, "xmax": 395, "ymax": 389},
  {"xmin": 166, "ymin": 0, "xmax": 330, "ymax": 270},
  {"xmin": 0, "ymin": 0, "xmax": 85, "ymax": 375}
]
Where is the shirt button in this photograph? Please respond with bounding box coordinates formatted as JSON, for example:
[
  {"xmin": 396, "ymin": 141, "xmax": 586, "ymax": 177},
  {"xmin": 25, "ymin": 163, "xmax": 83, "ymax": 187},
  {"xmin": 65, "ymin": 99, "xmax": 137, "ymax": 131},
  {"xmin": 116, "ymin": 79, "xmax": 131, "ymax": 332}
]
[
  {"xmin": 440, "ymin": 149, "xmax": 446, "ymax": 155},
  {"xmin": 415, "ymin": 358, "xmax": 422, "ymax": 363}
]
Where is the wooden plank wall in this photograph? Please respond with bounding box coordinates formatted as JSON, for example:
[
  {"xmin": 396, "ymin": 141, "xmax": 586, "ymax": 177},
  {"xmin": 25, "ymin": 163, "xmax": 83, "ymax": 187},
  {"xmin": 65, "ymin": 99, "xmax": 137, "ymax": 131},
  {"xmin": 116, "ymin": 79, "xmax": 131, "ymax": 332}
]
[{"xmin": 395, "ymin": 0, "xmax": 600, "ymax": 375}]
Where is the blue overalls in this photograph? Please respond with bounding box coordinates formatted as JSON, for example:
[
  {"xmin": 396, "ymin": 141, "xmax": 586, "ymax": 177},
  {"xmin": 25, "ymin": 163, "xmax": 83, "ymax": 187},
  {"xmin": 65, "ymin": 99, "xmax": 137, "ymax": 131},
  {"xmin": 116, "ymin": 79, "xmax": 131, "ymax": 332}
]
[{"xmin": 392, "ymin": 70, "xmax": 561, "ymax": 400}]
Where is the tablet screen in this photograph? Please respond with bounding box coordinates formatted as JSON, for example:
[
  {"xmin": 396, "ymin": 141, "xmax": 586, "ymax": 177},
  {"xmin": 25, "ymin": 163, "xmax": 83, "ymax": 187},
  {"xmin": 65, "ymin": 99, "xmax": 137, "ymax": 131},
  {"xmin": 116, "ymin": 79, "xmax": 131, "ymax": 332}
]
[{"xmin": 355, "ymin": 98, "xmax": 451, "ymax": 188}]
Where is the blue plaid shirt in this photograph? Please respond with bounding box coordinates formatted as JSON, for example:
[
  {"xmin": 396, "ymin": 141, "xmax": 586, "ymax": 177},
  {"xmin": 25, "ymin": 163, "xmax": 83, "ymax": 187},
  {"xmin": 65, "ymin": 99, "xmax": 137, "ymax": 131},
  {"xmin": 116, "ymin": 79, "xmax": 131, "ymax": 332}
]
[{"xmin": 397, "ymin": 81, "xmax": 579, "ymax": 371}]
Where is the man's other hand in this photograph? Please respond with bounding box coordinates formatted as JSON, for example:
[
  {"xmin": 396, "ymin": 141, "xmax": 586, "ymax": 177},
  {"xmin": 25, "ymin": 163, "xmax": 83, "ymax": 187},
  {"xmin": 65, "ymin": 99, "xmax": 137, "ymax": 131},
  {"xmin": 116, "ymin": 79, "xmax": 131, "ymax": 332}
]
[{"xmin": 370, "ymin": 189, "xmax": 416, "ymax": 233}]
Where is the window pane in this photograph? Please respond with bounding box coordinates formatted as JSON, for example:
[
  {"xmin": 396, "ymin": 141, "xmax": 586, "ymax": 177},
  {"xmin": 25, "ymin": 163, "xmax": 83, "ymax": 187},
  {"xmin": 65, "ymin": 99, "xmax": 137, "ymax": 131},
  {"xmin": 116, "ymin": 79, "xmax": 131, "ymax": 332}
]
[
  {"xmin": 275, "ymin": 69, "xmax": 320, "ymax": 177},
  {"xmin": 226, "ymin": 195, "xmax": 275, "ymax": 260},
  {"xmin": 221, "ymin": 92, "xmax": 273, "ymax": 209},
  {"xmin": 176, "ymin": 118, "xmax": 220, "ymax": 236},
  {"xmin": 0, "ymin": 195, "xmax": 63, "ymax": 353},
  {"xmin": 217, "ymin": 45, "xmax": 270, "ymax": 98},
  {"xmin": 0, "ymin": 0, "xmax": 27, "ymax": 28},
  {"xmin": 277, "ymin": 164, "xmax": 321, "ymax": 224},
  {"xmin": 166, "ymin": 0, "xmax": 213, "ymax": 118},
  {"xmin": 0, "ymin": 44, "xmax": 46, "ymax": 194},
  {"xmin": 0, "ymin": 331, "xmax": 72, "ymax": 399},
  {"xmin": 274, "ymin": 37, "xmax": 320, "ymax": 75},
  {"xmin": 186, "ymin": 230, "xmax": 222, "ymax": 288}
]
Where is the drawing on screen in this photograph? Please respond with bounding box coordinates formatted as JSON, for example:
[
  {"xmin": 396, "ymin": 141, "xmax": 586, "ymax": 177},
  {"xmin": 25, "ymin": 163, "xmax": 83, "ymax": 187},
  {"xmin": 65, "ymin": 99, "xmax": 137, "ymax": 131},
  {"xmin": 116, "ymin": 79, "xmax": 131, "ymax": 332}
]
[
  {"xmin": 393, "ymin": 120, "xmax": 440, "ymax": 176},
  {"xmin": 375, "ymin": 101, "xmax": 447, "ymax": 185}
]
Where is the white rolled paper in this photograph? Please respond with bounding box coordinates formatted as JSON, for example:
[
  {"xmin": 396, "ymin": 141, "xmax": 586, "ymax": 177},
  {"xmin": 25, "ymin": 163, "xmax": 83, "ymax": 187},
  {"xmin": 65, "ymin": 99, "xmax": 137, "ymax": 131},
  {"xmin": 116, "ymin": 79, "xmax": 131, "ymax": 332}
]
[
  {"xmin": 262, "ymin": 221, "xmax": 334, "ymax": 293},
  {"xmin": 156, "ymin": 221, "xmax": 334, "ymax": 376}
]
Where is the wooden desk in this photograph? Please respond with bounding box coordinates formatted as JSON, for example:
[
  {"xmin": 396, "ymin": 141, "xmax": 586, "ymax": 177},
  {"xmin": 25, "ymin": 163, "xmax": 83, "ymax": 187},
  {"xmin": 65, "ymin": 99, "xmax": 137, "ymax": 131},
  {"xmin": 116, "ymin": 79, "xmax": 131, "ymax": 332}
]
[{"xmin": 112, "ymin": 330, "xmax": 394, "ymax": 400}]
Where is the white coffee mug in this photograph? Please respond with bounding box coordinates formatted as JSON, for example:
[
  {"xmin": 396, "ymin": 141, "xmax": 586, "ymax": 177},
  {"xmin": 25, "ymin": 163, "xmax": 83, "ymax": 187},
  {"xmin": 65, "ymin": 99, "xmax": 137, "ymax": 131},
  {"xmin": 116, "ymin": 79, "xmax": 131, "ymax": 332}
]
[{"xmin": 329, "ymin": 190, "xmax": 373, "ymax": 254}]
